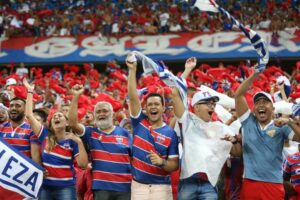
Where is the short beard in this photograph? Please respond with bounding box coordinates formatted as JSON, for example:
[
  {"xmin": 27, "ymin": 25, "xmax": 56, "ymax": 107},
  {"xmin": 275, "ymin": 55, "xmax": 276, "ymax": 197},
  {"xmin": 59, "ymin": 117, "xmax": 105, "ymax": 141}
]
[
  {"xmin": 95, "ymin": 115, "xmax": 113, "ymax": 130},
  {"xmin": 10, "ymin": 113, "xmax": 24, "ymax": 123}
]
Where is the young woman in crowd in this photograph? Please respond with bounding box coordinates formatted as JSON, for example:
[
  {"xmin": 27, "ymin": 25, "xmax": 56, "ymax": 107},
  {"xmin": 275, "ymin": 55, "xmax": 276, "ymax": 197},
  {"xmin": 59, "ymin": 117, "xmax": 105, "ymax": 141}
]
[{"xmin": 23, "ymin": 78, "xmax": 88, "ymax": 200}]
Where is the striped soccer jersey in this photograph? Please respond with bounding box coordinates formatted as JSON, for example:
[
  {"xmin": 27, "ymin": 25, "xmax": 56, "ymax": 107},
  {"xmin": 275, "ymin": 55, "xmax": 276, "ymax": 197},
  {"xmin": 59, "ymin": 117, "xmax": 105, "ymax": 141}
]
[
  {"xmin": 82, "ymin": 126, "xmax": 132, "ymax": 192},
  {"xmin": 131, "ymin": 112, "xmax": 179, "ymax": 184},
  {"xmin": 38, "ymin": 126, "xmax": 79, "ymax": 187},
  {"xmin": 283, "ymin": 152, "xmax": 300, "ymax": 190},
  {"xmin": 0, "ymin": 121, "xmax": 38, "ymax": 157}
]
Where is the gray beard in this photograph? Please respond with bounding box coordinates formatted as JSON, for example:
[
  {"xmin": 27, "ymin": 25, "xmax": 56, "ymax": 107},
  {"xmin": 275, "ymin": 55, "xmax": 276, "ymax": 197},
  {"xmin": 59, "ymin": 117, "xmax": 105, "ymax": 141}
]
[{"xmin": 95, "ymin": 116, "xmax": 113, "ymax": 130}]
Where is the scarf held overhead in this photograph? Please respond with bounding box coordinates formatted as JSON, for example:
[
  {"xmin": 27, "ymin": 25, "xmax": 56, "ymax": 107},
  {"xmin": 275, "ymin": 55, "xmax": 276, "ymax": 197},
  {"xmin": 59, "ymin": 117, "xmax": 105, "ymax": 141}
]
[{"xmin": 193, "ymin": 0, "xmax": 269, "ymax": 73}]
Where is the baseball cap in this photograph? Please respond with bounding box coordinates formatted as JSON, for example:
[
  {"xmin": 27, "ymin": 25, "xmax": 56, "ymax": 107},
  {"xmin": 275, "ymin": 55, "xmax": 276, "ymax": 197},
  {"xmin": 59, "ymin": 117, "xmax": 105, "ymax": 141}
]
[
  {"xmin": 191, "ymin": 91, "xmax": 219, "ymax": 107},
  {"xmin": 253, "ymin": 91, "xmax": 273, "ymax": 104},
  {"xmin": 6, "ymin": 78, "xmax": 17, "ymax": 86}
]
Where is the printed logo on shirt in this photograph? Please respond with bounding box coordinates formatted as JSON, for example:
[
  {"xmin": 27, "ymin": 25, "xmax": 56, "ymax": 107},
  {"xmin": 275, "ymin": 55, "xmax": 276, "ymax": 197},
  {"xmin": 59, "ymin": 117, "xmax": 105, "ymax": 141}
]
[
  {"xmin": 156, "ymin": 135, "xmax": 166, "ymax": 143},
  {"xmin": 98, "ymin": 135, "xmax": 103, "ymax": 141},
  {"xmin": 266, "ymin": 129, "xmax": 276, "ymax": 137},
  {"xmin": 116, "ymin": 137, "xmax": 124, "ymax": 144},
  {"xmin": 63, "ymin": 142, "xmax": 71, "ymax": 149}
]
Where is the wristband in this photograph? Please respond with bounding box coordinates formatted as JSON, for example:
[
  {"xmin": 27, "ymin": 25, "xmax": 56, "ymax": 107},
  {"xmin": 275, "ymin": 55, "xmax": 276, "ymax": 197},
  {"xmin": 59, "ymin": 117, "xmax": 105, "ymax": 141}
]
[{"xmin": 27, "ymin": 91, "xmax": 34, "ymax": 94}]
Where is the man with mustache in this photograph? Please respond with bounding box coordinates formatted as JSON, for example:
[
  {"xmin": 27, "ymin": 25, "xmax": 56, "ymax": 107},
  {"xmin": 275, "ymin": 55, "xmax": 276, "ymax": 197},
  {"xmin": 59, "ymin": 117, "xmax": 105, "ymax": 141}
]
[
  {"xmin": 69, "ymin": 85, "xmax": 132, "ymax": 200},
  {"xmin": 0, "ymin": 97, "xmax": 41, "ymax": 198}
]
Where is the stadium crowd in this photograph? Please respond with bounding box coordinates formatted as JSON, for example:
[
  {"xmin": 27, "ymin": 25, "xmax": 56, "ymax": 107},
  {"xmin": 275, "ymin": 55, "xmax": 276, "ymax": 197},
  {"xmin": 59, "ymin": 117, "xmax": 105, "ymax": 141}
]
[
  {"xmin": 1, "ymin": 0, "xmax": 300, "ymax": 200},
  {"xmin": 0, "ymin": 0, "xmax": 299, "ymax": 39},
  {"xmin": 0, "ymin": 56, "xmax": 300, "ymax": 200}
]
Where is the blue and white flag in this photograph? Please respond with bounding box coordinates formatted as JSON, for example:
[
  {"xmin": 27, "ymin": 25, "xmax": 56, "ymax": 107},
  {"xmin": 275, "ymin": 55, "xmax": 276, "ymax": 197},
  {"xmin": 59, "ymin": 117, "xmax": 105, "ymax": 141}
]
[
  {"xmin": 132, "ymin": 51, "xmax": 188, "ymax": 108},
  {"xmin": 0, "ymin": 138, "xmax": 43, "ymax": 198},
  {"xmin": 193, "ymin": 0, "xmax": 269, "ymax": 73}
]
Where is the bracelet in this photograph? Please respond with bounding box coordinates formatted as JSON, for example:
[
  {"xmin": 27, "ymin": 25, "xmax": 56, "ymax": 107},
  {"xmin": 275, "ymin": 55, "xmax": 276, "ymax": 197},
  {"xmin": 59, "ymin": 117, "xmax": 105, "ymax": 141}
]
[{"xmin": 27, "ymin": 91, "xmax": 34, "ymax": 94}]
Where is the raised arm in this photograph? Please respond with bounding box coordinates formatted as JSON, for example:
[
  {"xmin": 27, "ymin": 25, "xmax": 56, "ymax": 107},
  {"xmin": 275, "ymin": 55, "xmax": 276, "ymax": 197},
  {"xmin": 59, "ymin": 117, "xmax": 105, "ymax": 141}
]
[
  {"xmin": 171, "ymin": 87, "xmax": 185, "ymax": 118},
  {"xmin": 24, "ymin": 78, "xmax": 42, "ymax": 135},
  {"xmin": 126, "ymin": 53, "xmax": 141, "ymax": 116},
  {"xmin": 171, "ymin": 57, "xmax": 197, "ymax": 118},
  {"xmin": 181, "ymin": 57, "xmax": 197, "ymax": 79},
  {"xmin": 235, "ymin": 70, "xmax": 260, "ymax": 117},
  {"xmin": 68, "ymin": 84, "xmax": 84, "ymax": 135}
]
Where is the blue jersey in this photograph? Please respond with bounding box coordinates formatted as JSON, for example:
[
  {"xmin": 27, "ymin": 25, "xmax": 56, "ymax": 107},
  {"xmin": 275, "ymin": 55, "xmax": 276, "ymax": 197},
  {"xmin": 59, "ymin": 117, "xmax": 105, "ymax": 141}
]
[
  {"xmin": 131, "ymin": 111, "xmax": 179, "ymax": 184},
  {"xmin": 82, "ymin": 126, "xmax": 132, "ymax": 192},
  {"xmin": 38, "ymin": 126, "xmax": 79, "ymax": 187},
  {"xmin": 240, "ymin": 110, "xmax": 293, "ymax": 183}
]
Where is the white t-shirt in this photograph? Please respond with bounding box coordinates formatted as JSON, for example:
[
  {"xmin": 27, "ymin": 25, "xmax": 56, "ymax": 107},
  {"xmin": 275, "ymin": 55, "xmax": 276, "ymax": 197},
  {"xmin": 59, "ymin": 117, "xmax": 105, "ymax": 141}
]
[
  {"xmin": 176, "ymin": 110, "xmax": 233, "ymax": 186},
  {"xmin": 16, "ymin": 68, "xmax": 28, "ymax": 78}
]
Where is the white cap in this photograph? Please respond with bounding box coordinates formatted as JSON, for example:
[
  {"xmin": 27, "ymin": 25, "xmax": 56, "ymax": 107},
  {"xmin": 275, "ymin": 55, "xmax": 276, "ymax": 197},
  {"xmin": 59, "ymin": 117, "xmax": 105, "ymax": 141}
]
[
  {"xmin": 253, "ymin": 91, "xmax": 273, "ymax": 104},
  {"xmin": 191, "ymin": 91, "xmax": 219, "ymax": 107},
  {"xmin": 6, "ymin": 78, "xmax": 17, "ymax": 86}
]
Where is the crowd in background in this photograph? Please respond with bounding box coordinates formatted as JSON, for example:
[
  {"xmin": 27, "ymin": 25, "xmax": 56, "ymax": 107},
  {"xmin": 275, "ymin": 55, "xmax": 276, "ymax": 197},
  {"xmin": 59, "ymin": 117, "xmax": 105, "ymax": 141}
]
[
  {"xmin": 0, "ymin": 0, "xmax": 299, "ymax": 40},
  {"xmin": 0, "ymin": 57, "xmax": 300, "ymax": 199}
]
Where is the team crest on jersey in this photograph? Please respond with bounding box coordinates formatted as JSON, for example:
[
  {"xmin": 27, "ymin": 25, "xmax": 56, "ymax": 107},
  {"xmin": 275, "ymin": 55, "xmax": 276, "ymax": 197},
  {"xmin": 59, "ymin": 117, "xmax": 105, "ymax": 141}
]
[
  {"xmin": 18, "ymin": 132, "xmax": 26, "ymax": 138},
  {"xmin": 63, "ymin": 142, "xmax": 71, "ymax": 149},
  {"xmin": 116, "ymin": 137, "xmax": 123, "ymax": 144},
  {"xmin": 98, "ymin": 135, "xmax": 103, "ymax": 141},
  {"xmin": 156, "ymin": 135, "xmax": 165, "ymax": 143},
  {"xmin": 266, "ymin": 129, "xmax": 276, "ymax": 137}
]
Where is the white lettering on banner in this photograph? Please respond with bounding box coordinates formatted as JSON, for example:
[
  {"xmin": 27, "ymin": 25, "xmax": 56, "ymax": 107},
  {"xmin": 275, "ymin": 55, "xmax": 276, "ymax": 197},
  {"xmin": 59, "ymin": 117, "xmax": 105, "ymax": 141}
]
[
  {"xmin": 0, "ymin": 52, "xmax": 7, "ymax": 58},
  {"xmin": 278, "ymin": 31, "xmax": 300, "ymax": 52},
  {"xmin": 131, "ymin": 35, "xmax": 186, "ymax": 55},
  {"xmin": 0, "ymin": 140, "xmax": 43, "ymax": 198},
  {"xmin": 16, "ymin": 32, "xmax": 300, "ymax": 60},
  {"xmin": 24, "ymin": 37, "xmax": 78, "ymax": 58},
  {"xmin": 80, "ymin": 36, "xmax": 131, "ymax": 57},
  {"xmin": 187, "ymin": 32, "xmax": 241, "ymax": 53}
]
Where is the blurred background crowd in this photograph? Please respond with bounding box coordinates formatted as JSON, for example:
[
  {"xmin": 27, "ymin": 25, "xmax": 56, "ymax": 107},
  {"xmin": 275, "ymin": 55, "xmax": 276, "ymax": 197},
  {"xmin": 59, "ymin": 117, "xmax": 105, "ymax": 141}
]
[{"xmin": 0, "ymin": 0, "xmax": 299, "ymax": 40}]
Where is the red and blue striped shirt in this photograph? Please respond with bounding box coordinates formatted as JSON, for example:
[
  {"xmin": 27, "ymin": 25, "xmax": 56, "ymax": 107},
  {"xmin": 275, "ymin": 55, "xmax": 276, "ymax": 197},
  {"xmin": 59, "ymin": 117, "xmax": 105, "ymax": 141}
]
[
  {"xmin": 283, "ymin": 152, "xmax": 300, "ymax": 192},
  {"xmin": 0, "ymin": 121, "xmax": 38, "ymax": 157},
  {"xmin": 81, "ymin": 125, "xmax": 132, "ymax": 192},
  {"xmin": 131, "ymin": 112, "xmax": 179, "ymax": 184},
  {"xmin": 38, "ymin": 126, "xmax": 79, "ymax": 187}
]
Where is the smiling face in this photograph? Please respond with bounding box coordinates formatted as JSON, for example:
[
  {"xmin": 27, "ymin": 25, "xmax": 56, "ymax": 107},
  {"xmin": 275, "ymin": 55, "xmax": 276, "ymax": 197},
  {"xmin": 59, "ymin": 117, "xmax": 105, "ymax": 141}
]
[
  {"xmin": 193, "ymin": 99, "xmax": 216, "ymax": 122},
  {"xmin": 94, "ymin": 102, "xmax": 114, "ymax": 130},
  {"xmin": 145, "ymin": 96, "xmax": 165, "ymax": 125},
  {"xmin": 253, "ymin": 97, "xmax": 274, "ymax": 124},
  {"xmin": 50, "ymin": 112, "xmax": 68, "ymax": 130},
  {"xmin": 9, "ymin": 99, "xmax": 25, "ymax": 123}
]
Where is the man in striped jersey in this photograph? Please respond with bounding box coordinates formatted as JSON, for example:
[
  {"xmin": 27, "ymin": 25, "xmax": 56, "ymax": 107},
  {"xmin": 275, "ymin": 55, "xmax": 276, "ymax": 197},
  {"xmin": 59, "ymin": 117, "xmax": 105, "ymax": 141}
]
[
  {"xmin": 126, "ymin": 55, "xmax": 179, "ymax": 200},
  {"xmin": 69, "ymin": 85, "xmax": 132, "ymax": 200},
  {"xmin": 0, "ymin": 97, "xmax": 41, "ymax": 197},
  {"xmin": 0, "ymin": 97, "xmax": 40, "ymax": 162}
]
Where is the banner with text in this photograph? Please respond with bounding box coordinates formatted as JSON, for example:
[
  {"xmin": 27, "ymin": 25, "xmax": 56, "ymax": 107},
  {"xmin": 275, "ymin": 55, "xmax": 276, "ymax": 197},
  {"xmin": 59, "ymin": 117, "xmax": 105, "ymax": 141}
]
[
  {"xmin": 0, "ymin": 31, "xmax": 299, "ymax": 64},
  {"xmin": 0, "ymin": 138, "xmax": 43, "ymax": 198}
]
